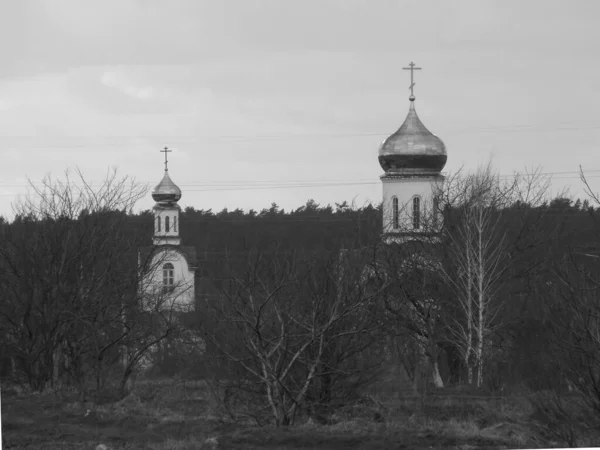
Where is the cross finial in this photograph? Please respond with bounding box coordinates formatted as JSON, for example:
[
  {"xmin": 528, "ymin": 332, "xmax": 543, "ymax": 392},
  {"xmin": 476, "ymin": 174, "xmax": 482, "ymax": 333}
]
[
  {"xmin": 160, "ymin": 146, "xmax": 172, "ymax": 171},
  {"xmin": 403, "ymin": 61, "xmax": 422, "ymax": 101}
]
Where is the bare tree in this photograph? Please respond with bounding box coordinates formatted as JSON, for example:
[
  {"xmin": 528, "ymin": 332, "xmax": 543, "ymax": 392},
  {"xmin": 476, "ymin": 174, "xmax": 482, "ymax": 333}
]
[
  {"xmin": 0, "ymin": 167, "xmax": 177, "ymax": 398},
  {"xmin": 439, "ymin": 162, "xmax": 552, "ymax": 387},
  {"xmin": 379, "ymin": 240, "xmax": 447, "ymax": 390},
  {"xmin": 544, "ymin": 167, "xmax": 600, "ymax": 408},
  {"xmin": 200, "ymin": 246, "xmax": 389, "ymax": 426},
  {"xmin": 377, "ymin": 187, "xmax": 449, "ymax": 390},
  {"xmin": 580, "ymin": 165, "xmax": 600, "ymax": 207}
]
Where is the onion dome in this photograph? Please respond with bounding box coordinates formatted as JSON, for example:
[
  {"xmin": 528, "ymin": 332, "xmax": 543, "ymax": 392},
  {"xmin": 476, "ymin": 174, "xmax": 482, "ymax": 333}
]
[
  {"xmin": 152, "ymin": 170, "xmax": 181, "ymax": 204},
  {"xmin": 378, "ymin": 99, "xmax": 447, "ymax": 173}
]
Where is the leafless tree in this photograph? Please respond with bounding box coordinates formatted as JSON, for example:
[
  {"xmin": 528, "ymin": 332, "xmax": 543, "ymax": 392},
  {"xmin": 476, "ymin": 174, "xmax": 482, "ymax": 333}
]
[
  {"xmin": 544, "ymin": 168, "xmax": 600, "ymax": 409},
  {"xmin": 580, "ymin": 165, "xmax": 600, "ymax": 206},
  {"xmin": 377, "ymin": 184, "xmax": 449, "ymax": 389},
  {"xmin": 378, "ymin": 240, "xmax": 447, "ymax": 390},
  {"xmin": 439, "ymin": 162, "xmax": 552, "ymax": 387},
  {"xmin": 200, "ymin": 246, "xmax": 389, "ymax": 426},
  {"xmin": 0, "ymin": 167, "xmax": 179, "ymax": 399}
]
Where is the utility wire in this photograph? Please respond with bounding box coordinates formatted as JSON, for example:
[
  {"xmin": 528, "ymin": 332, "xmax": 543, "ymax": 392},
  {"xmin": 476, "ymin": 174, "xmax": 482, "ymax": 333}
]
[
  {"xmin": 1, "ymin": 170, "xmax": 599, "ymax": 190},
  {"xmin": 0, "ymin": 120, "xmax": 599, "ymax": 143}
]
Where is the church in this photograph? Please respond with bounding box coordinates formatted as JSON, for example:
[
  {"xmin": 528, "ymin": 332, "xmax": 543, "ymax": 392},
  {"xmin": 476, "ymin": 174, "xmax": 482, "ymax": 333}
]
[
  {"xmin": 137, "ymin": 148, "xmax": 197, "ymax": 312},
  {"xmin": 138, "ymin": 62, "xmax": 447, "ymax": 315},
  {"xmin": 379, "ymin": 62, "xmax": 447, "ymax": 245}
]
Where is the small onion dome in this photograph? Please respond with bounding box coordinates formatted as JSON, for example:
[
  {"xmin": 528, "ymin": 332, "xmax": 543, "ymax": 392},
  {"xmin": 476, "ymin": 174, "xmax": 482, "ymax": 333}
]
[
  {"xmin": 152, "ymin": 171, "xmax": 181, "ymax": 204},
  {"xmin": 378, "ymin": 101, "xmax": 447, "ymax": 173}
]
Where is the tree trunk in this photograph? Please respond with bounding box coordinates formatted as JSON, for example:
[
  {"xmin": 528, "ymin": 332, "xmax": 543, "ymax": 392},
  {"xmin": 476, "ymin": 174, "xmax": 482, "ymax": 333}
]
[
  {"xmin": 413, "ymin": 360, "xmax": 421, "ymax": 393},
  {"xmin": 428, "ymin": 334, "xmax": 444, "ymax": 388},
  {"xmin": 120, "ymin": 367, "xmax": 136, "ymax": 398},
  {"xmin": 475, "ymin": 301, "xmax": 484, "ymax": 387},
  {"xmin": 431, "ymin": 359, "xmax": 444, "ymax": 388},
  {"xmin": 465, "ymin": 234, "xmax": 474, "ymax": 386},
  {"xmin": 52, "ymin": 345, "xmax": 61, "ymax": 390},
  {"xmin": 475, "ymin": 224, "xmax": 485, "ymax": 388},
  {"xmin": 270, "ymin": 382, "xmax": 292, "ymax": 426}
]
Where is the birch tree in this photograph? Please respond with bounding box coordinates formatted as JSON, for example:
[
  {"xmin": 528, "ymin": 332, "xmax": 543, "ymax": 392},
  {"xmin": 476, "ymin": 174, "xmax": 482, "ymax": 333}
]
[{"xmin": 440, "ymin": 162, "xmax": 551, "ymax": 387}]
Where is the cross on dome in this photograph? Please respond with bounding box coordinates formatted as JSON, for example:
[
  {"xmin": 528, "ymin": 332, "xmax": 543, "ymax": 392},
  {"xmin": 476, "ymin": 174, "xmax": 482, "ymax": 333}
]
[
  {"xmin": 403, "ymin": 61, "xmax": 422, "ymax": 101},
  {"xmin": 160, "ymin": 146, "xmax": 172, "ymax": 172},
  {"xmin": 378, "ymin": 62, "xmax": 447, "ymax": 173},
  {"xmin": 152, "ymin": 146, "xmax": 182, "ymax": 203}
]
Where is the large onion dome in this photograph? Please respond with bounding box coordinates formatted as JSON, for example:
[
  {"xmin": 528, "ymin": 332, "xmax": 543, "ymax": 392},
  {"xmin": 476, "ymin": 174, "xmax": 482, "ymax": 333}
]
[
  {"xmin": 152, "ymin": 170, "xmax": 181, "ymax": 204},
  {"xmin": 378, "ymin": 99, "xmax": 447, "ymax": 173}
]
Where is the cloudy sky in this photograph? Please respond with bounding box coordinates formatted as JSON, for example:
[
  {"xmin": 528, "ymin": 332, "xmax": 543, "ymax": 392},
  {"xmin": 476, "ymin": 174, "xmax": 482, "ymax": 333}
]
[{"xmin": 1, "ymin": 0, "xmax": 599, "ymax": 217}]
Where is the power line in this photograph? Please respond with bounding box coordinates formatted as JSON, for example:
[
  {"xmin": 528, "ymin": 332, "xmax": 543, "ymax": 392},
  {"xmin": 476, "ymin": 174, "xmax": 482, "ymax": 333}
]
[
  {"xmin": 1, "ymin": 170, "xmax": 599, "ymax": 189},
  {"xmin": 2, "ymin": 122, "xmax": 600, "ymax": 139},
  {"xmin": 0, "ymin": 170, "xmax": 598, "ymax": 199},
  {"xmin": 0, "ymin": 178, "xmax": 598, "ymax": 195},
  {"xmin": 0, "ymin": 180, "xmax": 597, "ymax": 196},
  {"xmin": 0, "ymin": 121, "xmax": 599, "ymax": 147}
]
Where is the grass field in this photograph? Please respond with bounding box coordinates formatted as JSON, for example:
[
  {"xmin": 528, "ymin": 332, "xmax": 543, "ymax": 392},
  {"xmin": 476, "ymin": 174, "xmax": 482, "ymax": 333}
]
[{"xmin": 0, "ymin": 379, "xmax": 584, "ymax": 449}]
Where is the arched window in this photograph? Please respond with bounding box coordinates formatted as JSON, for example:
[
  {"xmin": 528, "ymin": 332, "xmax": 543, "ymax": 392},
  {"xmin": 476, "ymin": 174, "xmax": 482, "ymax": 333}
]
[
  {"xmin": 163, "ymin": 263, "xmax": 174, "ymax": 287},
  {"xmin": 165, "ymin": 216, "xmax": 170, "ymax": 232},
  {"xmin": 156, "ymin": 216, "xmax": 161, "ymax": 232},
  {"xmin": 413, "ymin": 196, "xmax": 421, "ymax": 230},
  {"xmin": 432, "ymin": 197, "xmax": 439, "ymax": 228},
  {"xmin": 173, "ymin": 216, "xmax": 177, "ymax": 232},
  {"xmin": 392, "ymin": 196, "xmax": 399, "ymax": 229}
]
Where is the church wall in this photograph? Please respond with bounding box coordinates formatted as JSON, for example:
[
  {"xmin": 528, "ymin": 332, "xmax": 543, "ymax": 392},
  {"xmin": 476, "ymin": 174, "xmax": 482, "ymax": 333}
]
[
  {"xmin": 141, "ymin": 248, "xmax": 195, "ymax": 311},
  {"xmin": 382, "ymin": 176, "xmax": 443, "ymax": 234},
  {"xmin": 154, "ymin": 208, "xmax": 180, "ymax": 239}
]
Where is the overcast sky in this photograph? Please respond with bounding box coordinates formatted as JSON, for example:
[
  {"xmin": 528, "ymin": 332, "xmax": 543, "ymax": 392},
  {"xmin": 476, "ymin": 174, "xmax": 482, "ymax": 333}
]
[{"xmin": 1, "ymin": 0, "xmax": 599, "ymax": 217}]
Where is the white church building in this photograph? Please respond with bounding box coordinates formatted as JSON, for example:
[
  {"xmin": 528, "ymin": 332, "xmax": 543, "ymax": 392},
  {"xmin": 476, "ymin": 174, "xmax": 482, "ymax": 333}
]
[
  {"xmin": 378, "ymin": 62, "xmax": 447, "ymax": 244},
  {"xmin": 138, "ymin": 149, "xmax": 196, "ymax": 312}
]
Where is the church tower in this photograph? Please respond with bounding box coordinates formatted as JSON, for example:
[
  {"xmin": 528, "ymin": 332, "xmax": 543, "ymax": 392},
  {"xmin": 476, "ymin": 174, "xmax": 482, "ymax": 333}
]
[
  {"xmin": 378, "ymin": 62, "xmax": 447, "ymax": 244},
  {"xmin": 152, "ymin": 152, "xmax": 182, "ymax": 247},
  {"xmin": 138, "ymin": 147, "xmax": 196, "ymax": 311}
]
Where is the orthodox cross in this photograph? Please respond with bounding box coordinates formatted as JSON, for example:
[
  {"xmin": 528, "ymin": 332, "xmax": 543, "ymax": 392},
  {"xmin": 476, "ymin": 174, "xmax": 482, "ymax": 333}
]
[
  {"xmin": 160, "ymin": 146, "xmax": 172, "ymax": 171},
  {"xmin": 403, "ymin": 61, "xmax": 422, "ymax": 100}
]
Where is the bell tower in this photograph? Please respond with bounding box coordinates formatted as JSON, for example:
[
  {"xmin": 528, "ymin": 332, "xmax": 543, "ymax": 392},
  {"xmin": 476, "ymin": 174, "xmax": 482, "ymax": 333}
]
[
  {"xmin": 153, "ymin": 146, "xmax": 182, "ymax": 246},
  {"xmin": 378, "ymin": 62, "xmax": 447, "ymax": 244}
]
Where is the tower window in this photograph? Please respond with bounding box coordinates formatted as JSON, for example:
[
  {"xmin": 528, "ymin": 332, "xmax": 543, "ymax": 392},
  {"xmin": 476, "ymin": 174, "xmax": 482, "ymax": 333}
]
[
  {"xmin": 163, "ymin": 263, "xmax": 174, "ymax": 289},
  {"xmin": 413, "ymin": 196, "xmax": 421, "ymax": 230},
  {"xmin": 165, "ymin": 216, "xmax": 170, "ymax": 232},
  {"xmin": 156, "ymin": 216, "xmax": 161, "ymax": 232},
  {"xmin": 173, "ymin": 216, "xmax": 177, "ymax": 232},
  {"xmin": 392, "ymin": 196, "xmax": 399, "ymax": 229},
  {"xmin": 432, "ymin": 197, "xmax": 439, "ymax": 228}
]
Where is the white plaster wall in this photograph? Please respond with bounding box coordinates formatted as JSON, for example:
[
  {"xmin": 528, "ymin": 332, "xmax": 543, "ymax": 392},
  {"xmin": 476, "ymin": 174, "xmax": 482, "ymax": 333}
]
[
  {"xmin": 382, "ymin": 176, "xmax": 444, "ymax": 234},
  {"xmin": 154, "ymin": 208, "xmax": 180, "ymax": 238},
  {"xmin": 141, "ymin": 248, "xmax": 195, "ymax": 312}
]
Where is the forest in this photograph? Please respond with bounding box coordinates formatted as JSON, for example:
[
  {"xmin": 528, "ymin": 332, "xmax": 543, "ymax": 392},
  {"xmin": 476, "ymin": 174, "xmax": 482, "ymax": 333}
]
[{"xmin": 2, "ymin": 165, "xmax": 600, "ymax": 449}]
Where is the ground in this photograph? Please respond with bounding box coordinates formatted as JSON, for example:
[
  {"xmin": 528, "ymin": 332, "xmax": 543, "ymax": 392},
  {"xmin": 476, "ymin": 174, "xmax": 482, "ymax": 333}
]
[{"xmin": 0, "ymin": 379, "xmax": 574, "ymax": 449}]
